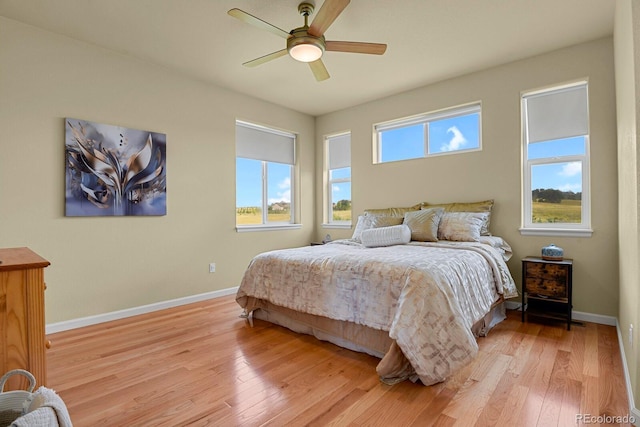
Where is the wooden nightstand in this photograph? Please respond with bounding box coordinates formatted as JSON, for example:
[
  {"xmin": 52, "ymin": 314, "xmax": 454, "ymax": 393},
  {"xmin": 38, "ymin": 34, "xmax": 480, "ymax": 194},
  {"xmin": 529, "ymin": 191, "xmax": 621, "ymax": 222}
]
[{"xmin": 521, "ymin": 256, "xmax": 573, "ymax": 330}]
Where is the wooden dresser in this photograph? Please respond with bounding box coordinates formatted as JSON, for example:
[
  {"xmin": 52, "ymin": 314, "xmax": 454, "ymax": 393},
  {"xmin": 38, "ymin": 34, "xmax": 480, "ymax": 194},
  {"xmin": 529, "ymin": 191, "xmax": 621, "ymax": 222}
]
[{"xmin": 0, "ymin": 247, "xmax": 50, "ymax": 390}]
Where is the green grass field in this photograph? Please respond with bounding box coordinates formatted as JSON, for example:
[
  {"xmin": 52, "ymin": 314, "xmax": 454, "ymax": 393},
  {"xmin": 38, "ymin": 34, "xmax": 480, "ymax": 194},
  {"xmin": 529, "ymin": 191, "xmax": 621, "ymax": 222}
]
[
  {"xmin": 236, "ymin": 208, "xmax": 351, "ymax": 224},
  {"xmin": 532, "ymin": 199, "xmax": 581, "ymax": 223},
  {"xmin": 236, "ymin": 210, "xmax": 292, "ymax": 225},
  {"xmin": 332, "ymin": 210, "xmax": 352, "ymax": 222}
]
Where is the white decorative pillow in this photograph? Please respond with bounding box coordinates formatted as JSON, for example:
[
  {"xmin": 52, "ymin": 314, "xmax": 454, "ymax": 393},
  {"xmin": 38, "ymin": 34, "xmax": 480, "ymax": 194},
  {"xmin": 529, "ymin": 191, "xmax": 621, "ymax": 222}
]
[
  {"xmin": 352, "ymin": 215, "xmax": 403, "ymax": 242},
  {"xmin": 361, "ymin": 224, "xmax": 411, "ymax": 248},
  {"xmin": 403, "ymin": 208, "xmax": 444, "ymax": 242},
  {"xmin": 438, "ymin": 212, "xmax": 489, "ymax": 242},
  {"xmin": 351, "ymin": 215, "xmax": 375, "ymax": 242}
]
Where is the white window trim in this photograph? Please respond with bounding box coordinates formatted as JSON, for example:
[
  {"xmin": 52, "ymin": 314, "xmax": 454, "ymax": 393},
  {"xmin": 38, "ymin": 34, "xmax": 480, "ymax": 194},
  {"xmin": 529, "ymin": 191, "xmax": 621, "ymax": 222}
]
[
  {"xmin": 236, "ymin": 224, "xmax": 302, "ymax": 232},
  {"xmin": 520, "ymin": 81, "xmax": 592, "ymax": 237},
  {"xmin": 373, "ymin": 102, "xmax": 482, "ymax": 164},
  {"xmin": 324, "ymin": 132, "xmax": 352, "ymax": 226}
]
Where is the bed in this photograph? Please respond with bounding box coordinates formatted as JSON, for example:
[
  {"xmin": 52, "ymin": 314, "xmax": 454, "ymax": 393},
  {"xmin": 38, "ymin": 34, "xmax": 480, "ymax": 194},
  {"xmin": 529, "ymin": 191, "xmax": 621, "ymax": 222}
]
[{"xmin": 236, "ymin": 201, "xmax": 518, "ymax": 385}]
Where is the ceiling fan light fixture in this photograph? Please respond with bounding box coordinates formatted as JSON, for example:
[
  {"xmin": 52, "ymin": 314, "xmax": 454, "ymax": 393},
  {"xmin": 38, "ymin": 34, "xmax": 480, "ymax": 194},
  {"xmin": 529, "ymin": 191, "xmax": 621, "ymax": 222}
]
[
  {"xmin": 289, "ymin": 43, "xmax": 323, "ymax": 62},
  {"xmin": 287, "ymin": 34, "xmax": 325, "ymax": 62}
]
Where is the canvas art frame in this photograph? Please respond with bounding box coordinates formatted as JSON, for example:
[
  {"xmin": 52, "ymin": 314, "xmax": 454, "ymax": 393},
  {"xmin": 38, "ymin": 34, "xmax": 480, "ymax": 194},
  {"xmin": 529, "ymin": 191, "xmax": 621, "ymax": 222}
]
[{"xmin": 65, "ymin": 118, "xmax": 167, "ymax": 216}]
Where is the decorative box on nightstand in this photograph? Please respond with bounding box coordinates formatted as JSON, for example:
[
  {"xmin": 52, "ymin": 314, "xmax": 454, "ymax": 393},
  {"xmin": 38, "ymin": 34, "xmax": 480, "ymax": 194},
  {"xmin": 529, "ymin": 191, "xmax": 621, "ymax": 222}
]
[{"xmin": 521, "ymin": 256, "xmax": 573, "ymax": 330}]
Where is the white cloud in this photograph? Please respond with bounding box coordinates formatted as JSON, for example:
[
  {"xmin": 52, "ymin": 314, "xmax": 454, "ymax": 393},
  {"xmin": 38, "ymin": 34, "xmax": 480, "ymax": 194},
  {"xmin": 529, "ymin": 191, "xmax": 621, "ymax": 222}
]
[
  {"xmin": 278, "ymin": 177, "xmax": 291, "ymax": 189},
  {"xmin": 558, "ymin": 183, "xmax": 582, "ymax": 193},
  {"xmin": 332, "ymin": 185, "xmax": 341, "ymax": 192},
  {"xmin": 558, "ymin": 162, "xmax": 581, "ymax": 177},
  {"xmin": 268, "ymin": 177, "xmax": 291, "ymax": 204},
  {"xmin": 440, "ymin": 126, "xmax": 467, "ymax": 152}
]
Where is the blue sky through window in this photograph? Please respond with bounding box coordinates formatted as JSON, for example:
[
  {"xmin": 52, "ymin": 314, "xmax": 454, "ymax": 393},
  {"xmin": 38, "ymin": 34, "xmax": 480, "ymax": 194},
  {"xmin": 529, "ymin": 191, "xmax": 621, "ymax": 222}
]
[
  {"xmin": 330, "ymin": 167, "xmax": 351, "ymax": 205},
  {"xmin": 528, "ymin": 136, "xmax": 585, "ymax": 192},
  {"xmin": 379, "ymin": 112, "xmax": 480, "ymax": 162},
  {"xmin": 236, "ymin": 158, "xmax": 292, "ymax": 207}
]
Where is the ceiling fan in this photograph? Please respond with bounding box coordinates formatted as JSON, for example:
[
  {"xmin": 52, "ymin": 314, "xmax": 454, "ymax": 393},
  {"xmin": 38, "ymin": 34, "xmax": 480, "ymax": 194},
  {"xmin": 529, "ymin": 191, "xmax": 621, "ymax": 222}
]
[{"xmin": 228, "ymin": 0, "xmax": 387, "ymax": 81}]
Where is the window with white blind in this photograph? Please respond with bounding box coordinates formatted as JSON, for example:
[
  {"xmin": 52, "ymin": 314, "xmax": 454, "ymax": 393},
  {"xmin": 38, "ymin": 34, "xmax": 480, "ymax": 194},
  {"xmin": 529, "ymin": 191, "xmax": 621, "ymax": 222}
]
[
  {"xmin": 235, "ymin": 120, "xmax": 298, "ymax": 230},
  {"xmin": 521, "ymin": 81, "xmax": 592, "ymax": 236},
  {"xmin": 325, "ymin": 132, "xmax": 351, "ymax": 226}
]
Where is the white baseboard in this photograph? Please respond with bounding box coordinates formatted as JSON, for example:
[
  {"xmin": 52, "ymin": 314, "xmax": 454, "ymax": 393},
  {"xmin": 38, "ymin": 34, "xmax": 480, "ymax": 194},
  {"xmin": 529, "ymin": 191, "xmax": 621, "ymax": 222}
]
[
  {"xmin": 504, "ymin": 301, "xmax": 617, "ymax": 326},
  {"xmin": 46, "ymin": 287, "xmax": 239, "ymax": 334},
  {"xmin": 572, "ymin": 310, "xmax": 617, "ymax": 326},
  {"xmin": 616, "ymin": 319, "xmax": 640, "ymax": 422}
]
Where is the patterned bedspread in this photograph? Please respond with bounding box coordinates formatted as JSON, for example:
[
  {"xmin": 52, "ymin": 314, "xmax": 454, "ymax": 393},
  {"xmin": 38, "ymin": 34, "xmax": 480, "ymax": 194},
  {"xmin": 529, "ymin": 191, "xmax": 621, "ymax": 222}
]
[{"xmin": 236, "ymin": 239, "xmax": 517, "ymax": 385}]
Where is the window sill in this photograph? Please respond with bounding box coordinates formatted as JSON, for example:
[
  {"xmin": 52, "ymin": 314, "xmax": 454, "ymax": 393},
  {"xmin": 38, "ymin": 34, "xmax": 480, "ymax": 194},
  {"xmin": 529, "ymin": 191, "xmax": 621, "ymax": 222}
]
[
  {"xmin": 322, "ymin": 223, "xmax": 352, "ymax": 229},
  {"xmin": 519, "ymin": 227, "xmax": 593, "ymax": 238},
  {"xmin": 236, "ymin": 224, "xmax": 302, "ymax": 233}
]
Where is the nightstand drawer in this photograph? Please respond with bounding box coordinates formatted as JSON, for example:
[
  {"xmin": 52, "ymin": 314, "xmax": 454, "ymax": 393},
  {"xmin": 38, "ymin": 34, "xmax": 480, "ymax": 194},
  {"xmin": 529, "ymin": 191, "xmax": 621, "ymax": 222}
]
[
  {"xmin": 524, "ymin": 278, "xmax": 568, "ymax": 300},
  {"xmin": 524, "ymin": 263, "xmax": 569, "ymax": 299}
]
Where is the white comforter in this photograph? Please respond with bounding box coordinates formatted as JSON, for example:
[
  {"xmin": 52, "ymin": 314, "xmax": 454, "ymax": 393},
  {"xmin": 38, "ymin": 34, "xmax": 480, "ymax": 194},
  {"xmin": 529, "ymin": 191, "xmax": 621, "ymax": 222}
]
[{"xmin": 236, "ymin": 239, "xmax": 517, "ymax": 385}]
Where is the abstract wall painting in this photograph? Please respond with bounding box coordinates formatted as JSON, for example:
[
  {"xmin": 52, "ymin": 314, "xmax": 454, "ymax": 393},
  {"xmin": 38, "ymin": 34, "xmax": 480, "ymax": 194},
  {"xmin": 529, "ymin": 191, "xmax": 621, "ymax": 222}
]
[{"xmin": 65, "ymin": 118, "xmax": 167, "ymax": 216}]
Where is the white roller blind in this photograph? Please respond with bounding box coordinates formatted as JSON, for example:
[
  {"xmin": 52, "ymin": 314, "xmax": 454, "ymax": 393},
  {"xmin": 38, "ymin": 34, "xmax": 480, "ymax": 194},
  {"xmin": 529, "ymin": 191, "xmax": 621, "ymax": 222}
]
[
  {"xmin": 525, "ymin": 83, "xmax": 588, "ymax": 143},
  {"xmin": 328, "ymin": 133, "xmax": 351, "ymax": 170},
  {"xmin": 236, "ymin": 121, "xmax": 295, "ymax": 165}
]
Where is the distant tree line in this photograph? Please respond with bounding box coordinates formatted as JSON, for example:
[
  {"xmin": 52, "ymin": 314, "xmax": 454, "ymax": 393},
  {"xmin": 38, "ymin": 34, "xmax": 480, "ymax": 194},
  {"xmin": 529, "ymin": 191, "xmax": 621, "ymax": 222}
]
[
  {"xmin": 333, "ymin": 199, "xmax": 351, "ymax": 211},
  {"xmin": 532, "ymin": 189, "xmax": 581, "ymax": 203}
]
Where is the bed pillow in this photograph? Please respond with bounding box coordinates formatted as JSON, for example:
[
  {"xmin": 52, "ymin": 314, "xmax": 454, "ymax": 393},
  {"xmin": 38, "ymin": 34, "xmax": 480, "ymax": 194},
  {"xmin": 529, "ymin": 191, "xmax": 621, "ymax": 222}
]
[
  {"xmin": 478, "ymin": 235, "xmax": 513, "ymax": 261},
  {"xmin": 351, "ymin": 215, "xmax": 403, "ymax": 242},
  {"xmin": 421, "ymin": 199, "xmax": 494, "ymax": 235},
  {"xmin": 371, "ymin": 215, "xmax": 404, "ymax": 228},
  {"xmin": 403, "ymin": 208, "xmax": 444, "ymax": 242},
  {"xmin": 351, "ymin": 215, "xmax": 375, "ymax": 242},
  {"xmin": 437, "ymin": 212, "xmax": 489, "ymax": 242},
  {"xmin": 360, "ymin": 224, "xmax": 411, "ymax": 248},
  {"xmin": 364, "ymin": 204, "xmax": 421, "ymax": 218}
]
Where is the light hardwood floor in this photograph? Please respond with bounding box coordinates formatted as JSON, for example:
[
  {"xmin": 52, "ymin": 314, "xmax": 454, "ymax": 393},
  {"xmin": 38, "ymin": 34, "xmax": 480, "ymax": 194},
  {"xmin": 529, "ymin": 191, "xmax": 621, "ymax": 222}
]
[{"xmin": 46, "ymin": 295, "xmax": 634, "ymax": 426}]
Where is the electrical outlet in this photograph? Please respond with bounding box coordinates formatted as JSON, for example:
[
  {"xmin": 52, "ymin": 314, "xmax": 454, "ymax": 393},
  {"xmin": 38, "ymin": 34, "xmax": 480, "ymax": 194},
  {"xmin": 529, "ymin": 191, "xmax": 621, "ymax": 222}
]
[
  {"xmin": 209, "ymin": 263, "xmax": 216, "ymax": 273},
  {"xmin": 630, "ymin": 324, "xmax": 634, "ymax": 348}
]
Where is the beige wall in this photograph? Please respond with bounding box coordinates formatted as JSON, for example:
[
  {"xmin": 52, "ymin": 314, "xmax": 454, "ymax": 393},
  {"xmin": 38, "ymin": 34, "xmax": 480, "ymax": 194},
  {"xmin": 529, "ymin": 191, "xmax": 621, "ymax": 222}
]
[
  {"xmin": 0, "ymin": 17, "xmax": 315, "ymax": 323},
  {"xmin": 316, "ymin": 37, "xmax": 619, "ymax": 318},
  {"xmin": 615, "ymin": 0, "xmax": 640, "ymax": 412}
]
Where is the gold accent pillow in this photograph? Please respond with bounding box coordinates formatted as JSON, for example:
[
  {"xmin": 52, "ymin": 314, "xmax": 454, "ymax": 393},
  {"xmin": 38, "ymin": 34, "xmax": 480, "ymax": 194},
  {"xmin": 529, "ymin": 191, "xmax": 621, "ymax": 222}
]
[
  {"xmin": 371, "ymin": 215, "xmax": 404, "ymax": 228},
  {"xmin": 403, "ymin": 208, "xmax": 444, "ymax": 242},
  {"xmin": 421, "ymin": 199, "xmax": 494, "ymax": 235},
  {"xmin": 364, "ymin": 204, "xmax": 421, "ymax": 218}
]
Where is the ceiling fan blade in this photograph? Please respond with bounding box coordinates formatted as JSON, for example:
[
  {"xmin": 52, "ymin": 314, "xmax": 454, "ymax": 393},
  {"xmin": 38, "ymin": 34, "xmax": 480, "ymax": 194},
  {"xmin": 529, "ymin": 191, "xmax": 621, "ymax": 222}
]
[
  {"xmin": 308, "ymin": 0, "xmax": 350, "ymax": 37},
  {"xmin": 309, "ymin": 59, "xmax": 330, "ymax": 81},
  {"xmin": 325, "ymin": 41, "xmax": 387, "ymax": 55},
  {"xmin": 228, "ymin": 8, "xmax": 291, "ymax": 39},
  {"xmin": 243, "ymin": 49, "xmax": 288, "ymax": 67}
]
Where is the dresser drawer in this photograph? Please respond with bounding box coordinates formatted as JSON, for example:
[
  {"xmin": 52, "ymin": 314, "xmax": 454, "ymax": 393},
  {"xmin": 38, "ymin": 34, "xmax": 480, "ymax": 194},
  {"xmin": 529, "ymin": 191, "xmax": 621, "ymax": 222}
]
[{"xmin": 524, "ymin": 262, "xmax": 569, "ymax": 300}]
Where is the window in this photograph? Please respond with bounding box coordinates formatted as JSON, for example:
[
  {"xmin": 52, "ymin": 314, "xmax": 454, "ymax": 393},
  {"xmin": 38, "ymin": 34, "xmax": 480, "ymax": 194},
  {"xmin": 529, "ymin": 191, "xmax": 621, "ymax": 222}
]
[
  {"xmin": 325, "ymin": 132, "xmax": 351, "ymax": 226},
  {"xmin": 235, "ymin": 121, "xmax": 297, "ymax": 230},
  {"xmin": 521, "ymin": 81, "xmax": 591, "ymax": 236},
  {"xmin": 374, "ymin": 103, "xmax": 481, "ymax": 163}
]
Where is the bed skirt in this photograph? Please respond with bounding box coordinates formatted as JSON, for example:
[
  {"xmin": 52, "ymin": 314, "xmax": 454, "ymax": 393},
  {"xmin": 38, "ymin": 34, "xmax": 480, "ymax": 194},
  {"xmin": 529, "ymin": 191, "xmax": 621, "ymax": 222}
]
[{"xmin": 241, "ymin": 296, "xmax": 506, "ymax": 385}]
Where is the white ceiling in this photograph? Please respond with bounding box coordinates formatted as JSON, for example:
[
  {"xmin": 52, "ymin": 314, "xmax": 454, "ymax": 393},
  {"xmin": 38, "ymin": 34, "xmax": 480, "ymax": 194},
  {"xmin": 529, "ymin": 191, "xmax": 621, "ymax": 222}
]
[{"xmin": 0, "ymin": 0, "xmax": 615, "ymax": 116}]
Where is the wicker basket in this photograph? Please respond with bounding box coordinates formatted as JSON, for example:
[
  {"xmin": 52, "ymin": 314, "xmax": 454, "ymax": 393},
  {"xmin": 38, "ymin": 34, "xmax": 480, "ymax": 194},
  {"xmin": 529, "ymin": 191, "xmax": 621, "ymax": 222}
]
[{"xmin": 0, "ymin": 370, "xmax": 36, "ymax": 427}]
